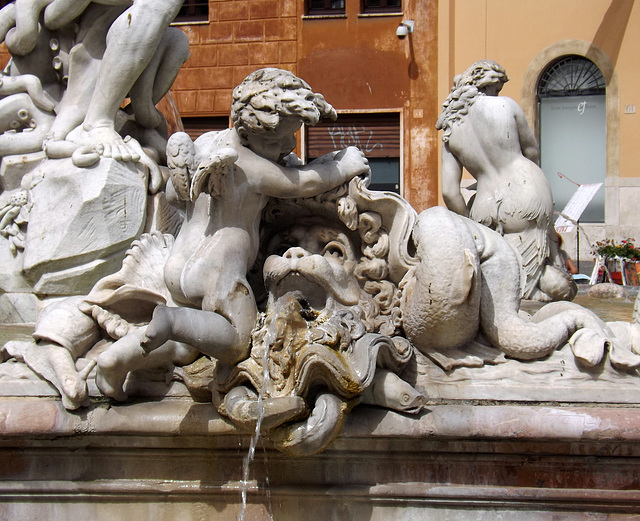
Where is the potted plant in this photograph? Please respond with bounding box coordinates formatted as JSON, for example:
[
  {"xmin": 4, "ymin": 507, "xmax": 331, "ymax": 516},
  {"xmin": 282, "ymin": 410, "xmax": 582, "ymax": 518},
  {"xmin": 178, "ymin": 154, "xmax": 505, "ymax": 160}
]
[{"xmin": 591, "ymin": 238, "xmax": 640, "ymax": 285}]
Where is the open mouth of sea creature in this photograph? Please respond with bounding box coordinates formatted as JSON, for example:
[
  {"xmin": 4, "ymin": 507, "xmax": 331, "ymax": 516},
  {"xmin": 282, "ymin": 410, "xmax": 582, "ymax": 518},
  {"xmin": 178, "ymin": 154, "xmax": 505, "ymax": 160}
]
[{"xmin": 271, "ymin": 271, "xmax": 330, "ymax": 319}]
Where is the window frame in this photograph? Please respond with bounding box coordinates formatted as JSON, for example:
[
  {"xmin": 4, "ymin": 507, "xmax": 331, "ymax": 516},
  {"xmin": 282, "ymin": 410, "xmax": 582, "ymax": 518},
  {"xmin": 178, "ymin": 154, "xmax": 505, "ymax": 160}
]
[
  {"xmin": 174, "ymin": 0, "xmax": 209, "ymax": 24},
  {"xmin": 361, "ymin": 0, "xmax": 402, "ymax": 15},
  {"xmin": 306, "ymin": 0, "xmax": 346, "ymax": 16},
  {"xmin": 305, "ymin": 111, "xmax": 402, "ymax": 194},
  {"xmin": 537, "ymin": 55, "xmax": 606, "ymax": 99}
]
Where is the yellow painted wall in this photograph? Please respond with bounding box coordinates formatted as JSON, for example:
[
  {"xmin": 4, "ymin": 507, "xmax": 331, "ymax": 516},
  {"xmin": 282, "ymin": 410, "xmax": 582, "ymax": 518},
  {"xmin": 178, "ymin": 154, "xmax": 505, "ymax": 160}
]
[{"xmin": 437, "ymin": 0, "xmax": 640, "ymax": 199}]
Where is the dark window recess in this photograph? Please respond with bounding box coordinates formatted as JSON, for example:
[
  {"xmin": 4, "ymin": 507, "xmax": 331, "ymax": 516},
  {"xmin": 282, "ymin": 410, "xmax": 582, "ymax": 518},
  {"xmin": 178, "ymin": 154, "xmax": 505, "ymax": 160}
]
[
  {"xmin": 307, "ymin": 112, "xmax": 401, "ymax": 193},
  {"xmin": 174, "ymin": 0, "xmax": 209, "ymax": 23},
  {"xmin": 0, "ymin": 1, "xmax": 12, "ymax": 9},
  {"xmin": 362, "ymin": 0, "xmax": 402, "ymax": 14},
  {"xmin": 307, "ymin": 0, "xmax": 345, "ymax": 16},
  {"xmin": 181, "ymin": 116, "xmax": 230, "ymax": 141},
  {"xmin": 365, "ymin": 157, "xmax": 401, "ymax": 194}
]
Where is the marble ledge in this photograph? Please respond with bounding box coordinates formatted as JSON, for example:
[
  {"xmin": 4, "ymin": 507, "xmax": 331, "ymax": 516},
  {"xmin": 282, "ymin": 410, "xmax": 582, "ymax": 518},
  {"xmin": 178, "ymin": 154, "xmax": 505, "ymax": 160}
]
[{"xmin": 2, "ymin": 396, "xmax": 640, "ymax": 454}]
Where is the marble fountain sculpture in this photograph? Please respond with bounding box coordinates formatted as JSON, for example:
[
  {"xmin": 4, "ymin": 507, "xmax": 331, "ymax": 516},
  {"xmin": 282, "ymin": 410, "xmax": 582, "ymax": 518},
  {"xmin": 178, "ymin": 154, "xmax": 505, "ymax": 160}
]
[
  {"xmin": 0, "ymin": 5, "xmax": 640, "ymax": 514},
  {"xmin": 437, "ymin": 60, "xmax": 577, "ymax": 303},
  {"xmin": 1, "ymin": 56, "xmax": 640, "ymax": 454}
]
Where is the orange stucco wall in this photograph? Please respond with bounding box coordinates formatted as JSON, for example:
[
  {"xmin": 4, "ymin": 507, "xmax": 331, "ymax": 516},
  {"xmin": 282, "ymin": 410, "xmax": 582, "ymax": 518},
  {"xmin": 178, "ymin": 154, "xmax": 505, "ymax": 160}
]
[
  {"xmin": 172, "ymin": 0, "xmax": 299, "ymax": 116},
  {"xmin": 297, "ymin": 1, "xmax": 439, "ymax": 210}
]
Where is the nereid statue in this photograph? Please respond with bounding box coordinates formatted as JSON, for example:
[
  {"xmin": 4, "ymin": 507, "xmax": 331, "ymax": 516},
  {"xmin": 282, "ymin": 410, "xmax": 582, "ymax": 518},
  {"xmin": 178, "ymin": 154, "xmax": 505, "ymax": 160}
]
[
  {"xmin": 437, "ymin": 60, "xmax": 577, "ymax": 302},
  {"xmin": 1, "ymin": 17, "xmax": 640, "ymax": 455}
]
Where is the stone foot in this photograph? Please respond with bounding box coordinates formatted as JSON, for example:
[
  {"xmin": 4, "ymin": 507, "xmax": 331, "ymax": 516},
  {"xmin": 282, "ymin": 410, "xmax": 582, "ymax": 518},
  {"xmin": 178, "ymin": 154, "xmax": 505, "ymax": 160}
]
[
  {"xmin": 141, "ymin": 304, "xmax": 172, "ymax": 354},
  {"xmin": 95, "ymin": 352, "xmax": 130, "ymax": 402},
  {"xmin": 5, "ymin": 341, "xmax": 89, "ymax": 410}
]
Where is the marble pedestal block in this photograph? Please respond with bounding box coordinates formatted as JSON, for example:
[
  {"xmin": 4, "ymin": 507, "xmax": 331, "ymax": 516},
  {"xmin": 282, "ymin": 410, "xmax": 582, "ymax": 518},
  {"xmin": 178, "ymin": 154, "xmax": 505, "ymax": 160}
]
[{"xmin": 1, "ymin": 395, "xmax": 639, "ymax": 520}]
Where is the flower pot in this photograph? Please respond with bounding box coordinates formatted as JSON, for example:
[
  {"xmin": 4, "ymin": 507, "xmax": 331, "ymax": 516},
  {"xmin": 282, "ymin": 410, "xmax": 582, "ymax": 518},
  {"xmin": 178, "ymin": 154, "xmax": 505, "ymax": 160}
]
[{"xmin": 610, "ymin": 271, "xmax": 623, "ymax": 285}]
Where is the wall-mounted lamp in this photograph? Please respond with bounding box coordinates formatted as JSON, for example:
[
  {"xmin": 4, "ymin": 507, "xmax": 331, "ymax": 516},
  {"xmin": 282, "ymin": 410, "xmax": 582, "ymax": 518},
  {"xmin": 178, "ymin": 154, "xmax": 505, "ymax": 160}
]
[{"xmin": 396, "ymin": 20, "xmax": 415, "ymax": 39}]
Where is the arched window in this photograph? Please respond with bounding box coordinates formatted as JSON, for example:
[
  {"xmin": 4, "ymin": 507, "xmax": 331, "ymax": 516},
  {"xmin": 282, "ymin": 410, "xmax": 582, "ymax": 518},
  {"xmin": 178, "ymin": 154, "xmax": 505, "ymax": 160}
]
[
  {"xmin": 538, "ymin": 55, "xmax": 606, "ymax": 98},
  {"xmin": 538, "ymin": 56, "xmax": 606, "ymax": 222}
]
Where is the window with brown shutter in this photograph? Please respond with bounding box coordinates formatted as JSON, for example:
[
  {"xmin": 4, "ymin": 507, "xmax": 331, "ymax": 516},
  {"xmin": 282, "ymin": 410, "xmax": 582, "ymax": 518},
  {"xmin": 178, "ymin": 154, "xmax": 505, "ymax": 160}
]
[
  {"xmin": 306, "ymin": 112, "xmax": 401, "ymax": 193},
  {"xmin": 181, "ymin": 116, "xmax": 231, "ymax": 141}
]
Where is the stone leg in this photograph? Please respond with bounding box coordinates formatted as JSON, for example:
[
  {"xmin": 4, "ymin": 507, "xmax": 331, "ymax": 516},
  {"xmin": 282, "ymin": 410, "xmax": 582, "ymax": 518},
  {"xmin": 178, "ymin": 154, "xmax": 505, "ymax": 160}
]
[
  {"xmin": 4, "ymin": 296, "xmax": 101, "ymax": 409},
  {"xmin": 97, "ymin": 326, "xmax": 198, "ymax": 401}
]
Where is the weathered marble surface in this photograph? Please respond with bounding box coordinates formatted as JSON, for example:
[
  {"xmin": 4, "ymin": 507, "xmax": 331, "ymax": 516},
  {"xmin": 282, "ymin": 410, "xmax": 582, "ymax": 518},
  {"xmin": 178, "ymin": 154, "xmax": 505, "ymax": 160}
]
[
  {"xmin": 0, "ymin": 0, "xmax": 187, "ymax": 164},
  {"xmin": 0, "ymin": 0, "xmax": 187, "ymax": 311},
  {"xmin": 0, "ymin": 5, "xmax": 637, "ymax": 499},
  {"xmin": 0, "ymin": 14, "xmax": 636, "ymax": 509}
]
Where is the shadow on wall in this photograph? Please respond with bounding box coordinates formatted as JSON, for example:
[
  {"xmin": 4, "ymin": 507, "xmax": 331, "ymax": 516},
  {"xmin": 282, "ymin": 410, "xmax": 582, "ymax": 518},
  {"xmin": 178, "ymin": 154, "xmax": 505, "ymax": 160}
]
[{"xmin": 590, "ymin": 0, "xmax": 634, "ymax": 66}]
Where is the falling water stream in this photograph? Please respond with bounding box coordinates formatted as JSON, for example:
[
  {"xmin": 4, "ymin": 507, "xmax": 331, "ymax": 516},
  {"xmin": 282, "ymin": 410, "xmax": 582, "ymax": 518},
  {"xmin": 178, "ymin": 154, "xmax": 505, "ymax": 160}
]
[{"xmin": 238, "ymin": 317, "xmax": 276, "ymax": 521}]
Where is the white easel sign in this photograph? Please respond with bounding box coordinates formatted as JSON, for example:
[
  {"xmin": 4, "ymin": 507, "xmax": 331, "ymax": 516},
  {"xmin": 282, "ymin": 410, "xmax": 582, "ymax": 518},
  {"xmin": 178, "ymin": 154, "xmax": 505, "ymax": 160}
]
[{"xmin": 554, "ymin": 182, "xmax": 603, "ymax": 233}]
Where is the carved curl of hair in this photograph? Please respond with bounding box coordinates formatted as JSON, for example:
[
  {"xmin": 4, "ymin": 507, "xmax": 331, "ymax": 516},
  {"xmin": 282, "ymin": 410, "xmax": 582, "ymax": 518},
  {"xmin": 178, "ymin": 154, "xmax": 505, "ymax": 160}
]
[
  {"xmin": 231, "ymin": 68, "xmax": 337, "ymax": 140},
  {"xmin": 337, "ymin": 198, "xmax": 401, "ymax": 337},
  {"xmin": 436, "ymin": 60, "xmax": 509, "ymax": 143}
]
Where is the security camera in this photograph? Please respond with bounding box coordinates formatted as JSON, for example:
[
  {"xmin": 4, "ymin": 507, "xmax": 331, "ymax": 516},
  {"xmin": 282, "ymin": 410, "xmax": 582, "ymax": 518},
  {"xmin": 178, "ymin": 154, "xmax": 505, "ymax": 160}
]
[{"xmin": 396, "ymin": 20, "xmax": 415, "ymax": 39}]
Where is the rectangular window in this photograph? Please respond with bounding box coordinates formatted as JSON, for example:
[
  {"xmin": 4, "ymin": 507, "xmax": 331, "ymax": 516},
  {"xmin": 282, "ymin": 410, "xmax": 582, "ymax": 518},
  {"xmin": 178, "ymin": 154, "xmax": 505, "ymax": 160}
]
[
  {"xmin": 540, "ymin": 96, "xmax": 606, "ymax": 223},
  {"xmin": 362, "ymin": 0, "xmax": 402, "ymax": 14},
  {"xmin": 307, "ymin": 0, "xmax": 345, "ymax": 16},
  {"xmin": 306, "ymin": 112, "xmax": 401, "ymax": 193},
  {"xmin": 181, "ymin": 116, "xmax": 230, "ymax": 141},
  {"xmin": 174, "ymin": 0, "xmax": 209, "ymax": 23}
]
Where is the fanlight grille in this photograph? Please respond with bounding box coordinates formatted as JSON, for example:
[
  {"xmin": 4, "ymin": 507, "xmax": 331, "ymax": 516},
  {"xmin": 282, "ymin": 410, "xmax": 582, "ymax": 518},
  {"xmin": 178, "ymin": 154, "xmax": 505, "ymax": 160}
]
[{"xmin": 538, "ymin": 56, "xmax": 606, "ymax": 98}]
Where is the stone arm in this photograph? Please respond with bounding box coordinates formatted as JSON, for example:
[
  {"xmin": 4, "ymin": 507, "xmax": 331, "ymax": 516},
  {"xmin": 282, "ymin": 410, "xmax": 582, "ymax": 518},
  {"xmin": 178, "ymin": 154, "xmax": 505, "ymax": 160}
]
[
  {"xmin": 42, "ymin": 0, "xmax": 91, "ymax": 30},
  {"xmin": 251, "ymin": 146, "xmax": 370, "ymax": 199},
  {"xmin": 512, "ymin": 98, "xmax": 540, "ymax": 164},
  {"xmin": 441, "ymin": 142, "xmax": 469, "ymax": 217},
  {"xmin": 44, "ymin": 0, "xmax": 140, "ymax": 31}
]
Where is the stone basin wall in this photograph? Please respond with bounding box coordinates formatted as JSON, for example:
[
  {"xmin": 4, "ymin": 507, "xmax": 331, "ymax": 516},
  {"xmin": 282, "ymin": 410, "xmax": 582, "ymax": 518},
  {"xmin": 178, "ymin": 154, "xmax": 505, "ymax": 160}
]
[{"xmin": 1, "ymin": 396, "xmax": 639, "ymax": 520}]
